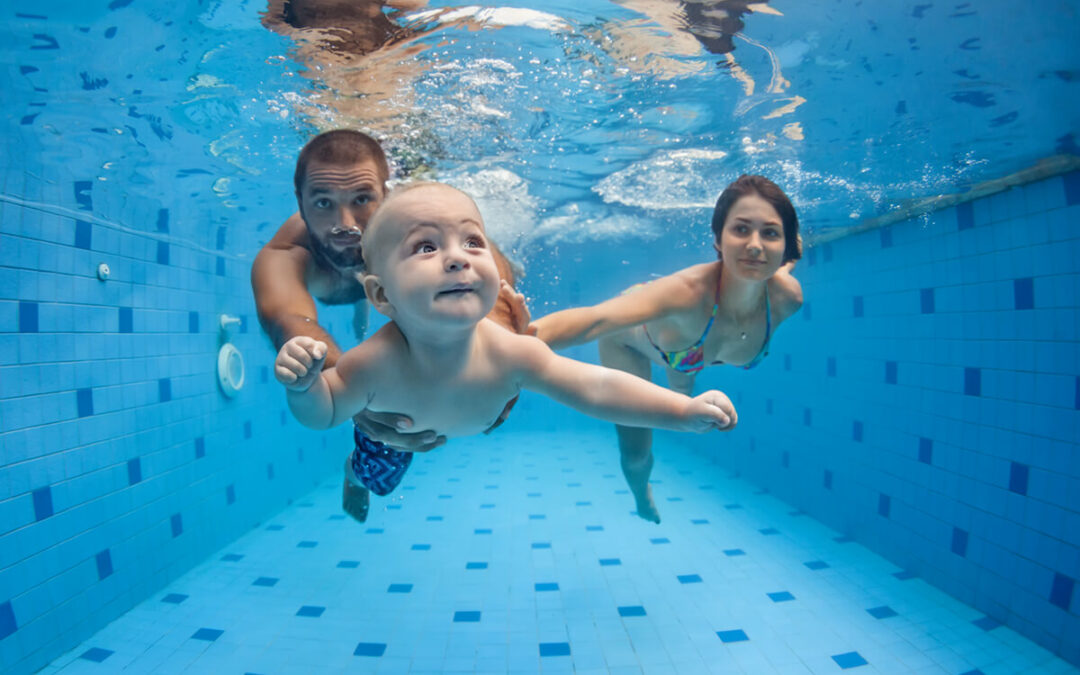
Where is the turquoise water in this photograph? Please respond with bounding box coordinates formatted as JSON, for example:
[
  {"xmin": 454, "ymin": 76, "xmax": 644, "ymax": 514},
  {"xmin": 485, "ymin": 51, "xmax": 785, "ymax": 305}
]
[{"xmin": 2, "ymin": 1, "xmax": 1079, "ymax": 673}]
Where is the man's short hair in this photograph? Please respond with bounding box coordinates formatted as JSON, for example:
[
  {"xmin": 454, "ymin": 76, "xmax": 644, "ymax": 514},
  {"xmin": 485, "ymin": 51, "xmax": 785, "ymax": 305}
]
[{"xmin": 294, "ymin": 129, "xmax": 390, "ymax": 194}]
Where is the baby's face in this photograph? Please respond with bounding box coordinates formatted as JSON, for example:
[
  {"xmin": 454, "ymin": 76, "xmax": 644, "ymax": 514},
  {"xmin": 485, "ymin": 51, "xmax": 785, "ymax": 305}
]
[{"xmin": 368, "ymin": 186, "xmax": 500, "ymax": 328}]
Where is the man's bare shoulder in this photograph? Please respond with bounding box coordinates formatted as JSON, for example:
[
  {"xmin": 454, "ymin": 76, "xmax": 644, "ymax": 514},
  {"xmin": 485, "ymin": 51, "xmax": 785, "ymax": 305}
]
[{"xmin": 263, "ymin": 213, "xmax": 311, "ymax": 254}]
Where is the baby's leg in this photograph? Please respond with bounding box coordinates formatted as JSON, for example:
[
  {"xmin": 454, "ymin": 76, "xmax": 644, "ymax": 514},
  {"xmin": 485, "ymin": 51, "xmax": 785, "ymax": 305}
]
[
  {"xmin": 599, "ymin": 334, "xmax": 661, "ymax": 524},
  {"xmin": 342, "ymin": 454, "xmax": 370, "ymax": 523}
]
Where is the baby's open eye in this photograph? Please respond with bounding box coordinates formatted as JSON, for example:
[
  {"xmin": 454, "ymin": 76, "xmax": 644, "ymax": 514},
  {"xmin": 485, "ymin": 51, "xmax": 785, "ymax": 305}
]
[
  {"xmin": 413, "ymin": 241, "xmax": 436, "ymax": 254},
  {"xmin": 464, "ymin": 236, "xmax": 485, "ymax": 249}
]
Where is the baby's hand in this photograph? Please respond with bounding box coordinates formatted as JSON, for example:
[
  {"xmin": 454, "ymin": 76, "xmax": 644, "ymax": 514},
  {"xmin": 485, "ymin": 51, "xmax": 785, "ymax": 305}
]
[
  {"xmin": 275, "ymin": 336, "xmax": 328, "ymax": 392},
  {"xmin": 684, "ymin": 390, "xmax": 738, "ymax": 433}
]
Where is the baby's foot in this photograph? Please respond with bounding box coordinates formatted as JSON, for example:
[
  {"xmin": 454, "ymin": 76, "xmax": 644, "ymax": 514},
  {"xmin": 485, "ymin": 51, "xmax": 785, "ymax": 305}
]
[
  {"xmin": 633, "ymin": 486, "xmax": 661, "ymax": 524},
  {"xmin": 342, "ymin": 458, "xmax": 370, "ymax": 523}
]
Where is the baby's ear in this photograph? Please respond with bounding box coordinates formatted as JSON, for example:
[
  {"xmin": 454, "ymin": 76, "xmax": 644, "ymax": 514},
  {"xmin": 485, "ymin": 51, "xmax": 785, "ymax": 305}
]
[{"xmin": 362, "ymin": 274, "xmax": 394, "ymax": 318}]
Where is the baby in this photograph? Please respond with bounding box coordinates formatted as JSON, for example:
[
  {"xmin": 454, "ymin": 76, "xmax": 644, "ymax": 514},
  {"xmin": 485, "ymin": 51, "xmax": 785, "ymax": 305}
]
[{"xmin": 275, "ymin": 183, "xmax": 738, "ymax": 485}]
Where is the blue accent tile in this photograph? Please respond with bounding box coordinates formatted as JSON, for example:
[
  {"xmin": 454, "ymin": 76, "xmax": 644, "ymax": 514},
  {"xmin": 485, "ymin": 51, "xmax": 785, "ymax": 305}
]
[
  {"xmin": 824, "ymin": 470, "xmax": 833, "ymax": 489},
  {"xmin": 886, "ymin": 360, "xmax": 897, "ymax": 384},
  {"xmin": 528, "ymin": 514, "xmax": 545, "ymax": 520},
  {"xmin": 244, "ymin": 421, "xmax": 252, "ymax": 439},
  {"xmin": 585, "ymin": 525, "xmax": 604, "ymax": 532},
  {"xmin": 599, "ymin": 558, "xmax": 621, "ymax": 566},
  {"xmin": 823, "ymin": 243, "xmax": 833, "ymax": 262},
  {"xmin": 973, "ymin": 616, "xmax": 1000, "ymax": 631},
  {"xmin": 952, "ymin": 528, "xmax": 969, "ymax": 557},
  {"xmin": 957, "ymin": 201, "xmax": 974, "ymax": 229},
  {"xmin": 618, "ymin": 605, "xmax": 646, "ymax": 617},
  {"xmin": 221, "ymin": 554, "xmax": 243, "ymax": 562},
  {"xmin": 297, "ymin": 541, "xmax": 317, "ymax": 548},
  {"xmin": 1076, "ymin": 377, "xmax": 1079, "ymax": 410},
  {"xmin": 354, "ymin": 642, "xmax": 386, "ymax": 657},
  {"xmin": 1050, "ymin": 573, "xmax": 1074, "ymax": 611},
  {"xmin": 766, "ymin": 398, "xmax": 773, "ymax": 414},
  {"xmin": 32, "ymin": 486, "xmax": 53, "ymax": 521},
  {"xmin": 156, "ymin": 208, "xmax": 169, "ymax": 232},
  {"xmin": 75, "ymin": 220, "xmax": 92, "ymax": 249},
  {"xmin": 852, "ymin": 296, "xmax": 863, "ymax": 318},
  {"xmin": 127, "ymin": 458, "xmax": 141, "ymax": 485},
  {"xmin": 1065, "ymin": 171, "xmax": 1080, "ymax": 205},
  {"xmin": 157, "ymin": 241, "xmax": 169, "ymax": 265},
  {"xmin": 411, "ymin": 544, "xmax": 431, "ymax": 551},
  {"xmin": 804, "ymin": 561, "xmax": 829, "ymax": 570},
  {"xmin": 77, "ymin": 388, "xmax": 94, "ymax": 417},
  {"xmin": 723, "ymin": 549, "xmax": 745, "ymax": 556},
  {"xmin": 161, "ymin": 593, "xmax": 187, "ymax": 604},
  {"xmin": 1009, "ymin": 462, "xmax": 1029, "ymax": 495},
  {"xmin": 296, "ymin": 606, "xmax": 325, "ymax": 617},
  {"xmin": 782, "ymin": 452, "xmax": 789, "ymax": 468},
  {"xmin": 920, "ymin": 288, "xmax": 935, "ymax": 314},
  {"xmin": 158, "ymin": 379, "xmax": 171, "ymax": 402},
  {"xmin": 651, "ymin": 537, "xmax": 670, "ymax": 545},
  {"xmin": 803, "ymin": 408, "xmax": 811, "ymax": 426},
  {"xmin": 96, "ymin": 550, "xmax": 112, "ymax": 579},
  {"xmin": 453, "ymin": 611, "xmax": 481, "ymax": 622},
  {"xmin": 678, "ymin": 574, "xmax": 702, "ymax": 584},
  {"xmin": 19, "ymin": 301, "xmax": 38, "ymax": 333},
  {"xmin": 960, "ymin": 671, "xmax": 986, "ymax": 675},
  {"xmin": 531, "ymin": 542, "xmax": 551, "ymax": 549},
  {"xmin": 539, "ymin": 642, "xmax": 570, "ymax": 657},
  {"xmin": 226, "ymin": 484, "xmax": 235, "ymax": 504},
  {"xmin": 74, "ymin": 181, "xmax": 93, "ymax": 210},
  {"xmin": 919, "ymin": 437, "xmax": 933, "ymax": 464},
  {"xmin": 894, "ymin": 570, "xmax": 917, "ymax": 580},
  {"xmin": 195, "ymin": 437, "xmax": 205, "ymax": 458},
  {"xmin": 388, "ymin": 584, "xmax": 413, "ymax": 593},
  {"xmin": 171, "ymin": 513, "xmax": 182, "ymax": 537},
  {"xmin": 575, "ymin": 501, "xmax": 591, "ymax": 506},
  {"xmin": 760, "ymin": 528, "xmax": 779, "ymax": 536},
  {"xmin": 80, "ymin": 647, "xmax": 113, "ymax": 662},
  {"xmin": 337, "ymin": 561, "xmax": 360, "ymax": 568},
  {"xmin": 867, "ymin": 606, "xmax": 898, "ymax": 619},
  {"xmin": 768, "ymin": 591, "xmax": 795, "ymax": 602},
  {"xmin": 216, "ymin": 256, "xmax": 226, "ymax": 276},
  {"xmin": 365, "ymin": 528, "xmax": 383, "ymax": 534},
  {"xmin": 880, "ymin": 225, "xmax": 892, "ymax": 248},
  {"xmin": 191, "ymin": 628, "xmax": 223, "ymax": 641},
  {"xmin": 252, "ymin": 577, "xmax": 278, "ymax": 587},
  {"xmin": 964, "ymin": 368, "xmax": 981, "ymax": 396},
  {"xmin": 878, "ymin": 494, "xmax": 891, "ymax": 518},
  {"xmin": 827, "ymin": 356, "xmax": 836, "ymax": 376},
  {"xmin": 803, "ymin": 302, "xmax": 811, "ymax": 320},
  {"xmin": 474, "ymin": 527, "xmax": 491, "ymax": 534},
  {"xmin": 692, "ymin": 519, "xmax": 709, "ymax": 525},
  {"xmin": 465, "ymin": 562, "xmax": 487, "ymax": 570},
  {"xmin": 832, "ymin": 651, "xmax": 868, "ymax": 669},
  {"xmin": 717, "ymin": 629, "xmax": 748, "ymax": 643},
  {"xmin": 267, "ymin": 464, "xmax": 274, "ymax": 480},
  {"xmin": 188, "ymin": 311, "xmax": 199, "ymax": 333},
  {"xmin": 216, "ymin": 226, "xmax": 227, "ymax": 249},
  {"xmin": 853, "ymin": 421, "xmax": 863, "ymax": 442},
  {"xmin": 0, "ymin": 602, "xmax": 17, "ymax": 640},
  {"xmin": 1014, "ymin": 277, "xmax": 1034, "ymax": 310},
  {"xmin": 118, "ymin": 306, "xmax": 133, "ymax": 333}
]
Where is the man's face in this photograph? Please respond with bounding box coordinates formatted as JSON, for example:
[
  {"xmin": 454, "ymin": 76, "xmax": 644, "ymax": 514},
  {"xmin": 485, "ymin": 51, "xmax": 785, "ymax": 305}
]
[{"xmin": 298, "ymin": 158, "xmax": 386, "ymax": 273}]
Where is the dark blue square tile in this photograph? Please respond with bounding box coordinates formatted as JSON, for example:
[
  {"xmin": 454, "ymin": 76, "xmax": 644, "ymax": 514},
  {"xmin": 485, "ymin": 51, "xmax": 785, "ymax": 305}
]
[
  {"xmin": 973, "ymin": 616, "xmax": 1000, "ymax": 631},
  {"xmin": 539, "ymin": 642, "xmax": 570, "ymax": 657},
  {"xmin": 80, "ymin": 647, "xmax": 113, "ymax": 662},
  {"xmin": 427, "ymin": 516, "xmax": 444, "ymax": 522},
  {"xmin": 677, "ymin": 574, "xmax": 702, "ymax": 584},
  {"xmin": 760, "ymin": 528, "xmax": 779, "ymax": 536},
  {"xmin": 296, "ymin": 606, "xmax": 325, "ymax": 617},
  {"xmin": 853, "ymin": 421, "xmax": 863, "ymax": 442},
  {"xmin": 338, "ymin": 561, "xmax": 360, "ymax": 569},
  {"xmin": 723, "ymin": 549, "xmax": 745, "ymax": 557},
  {"xmin": 724, "ymin": 503, "xmax": 742, "ymax": 510},
  {"xmin": 878, "ymin": 494, "xmax": 891, "ymax": 518},
  {"xmin": 366, "ymin": 528, "xmax": 383, "ymax": 534},
  {"xmin": 226, "ymin": 484, "xmax": 235, "ymax": 505},
  {"xmin": 474, "ymin": 528, "xmax": 491, "ymax": 534},
  {"xmin": 804, "ymin": 561, "xmax": 829, "ymax": 570},
  {"xmin": 1050, "ymin": 573, "xmax": 1074, "ymax": 611},
  {"xmin": 220, "ymin": 554, "xmax": 243, "ymax": 562},
  {"xmin": 161, "ymin": 593, "xmax": 187, "ymax": 604},
  {"xmin": 575, "ymin": 501, "xmax": 592, "ymax": 506},
  {"xmin": 835, "ymin": 536, "xmax": 854, "ymax": 543},
  {"xmin": 252, "ymin": 577, "xmax": 278, "ymax": 587},
  {"xmin": 127, "ymin": 458, "xmax": 141, "ymax": 485},
  {"xmin": 32, "ymin": 487, "xmax": 53, "ymax": 521},
  {"xmin": 885, "ymin": 360, "xmax": 897, "ymax": 384},
  {"xmin": 824, "ymin": 470, "xmax": 833, "ymax": 489},
  {"xmin": 77, "ymin": 388, "xmax": 94, "ymax": 417},
  {"xmin": 586, "ymin": 525, "xmax": 603, "ymax": 532},
  {"xmin": 827, "ymin": 356, "xmax": 837, "ymax": 376},
  {"xmin": 118, "ymin": 306, "xmax": 133, "ymax": 333},
  {"xmin": 832, "ymin": 651, "xmax": 868, "ymax": 669},
  {"xmin": 188, "ymin": 311, "xmax": 199, "ymax": 333},
  {"xmin": 96, "ymin": 550, "xmax": 112, "ymax": 580},
  {"xmin": 191, "ymin": 628, "xmax": 223, "ymax": 641},
  {"xmin": 803, "ymin": 408, "xmax": 811, "ymax": 426},
  {"xmin": 297, "ymin": 541, "xmax": 317, "ymax": 548},
  {"xmin": 531, "ymin": 542, "xmax": 551, "ymax": 549},
  {"xmin": 894, "ymin": 570, "xmax": 917, "ymax": 580},
  {"xmin": 867, "ymin": 606, "xmax": 898, "ymax": 619},
  {"xmin": 1064, "ymin": 171, "xmax": 1080, "ymax": 205},
  {"xmin": 691, "ymin": 519, "xmax": 709, "ymax": 525},
  {"xmin": 411, "ymin": 544, "xmax": 431, "ymax": 551},
  {"xmin": 465, "ymin": 562, "xmax": 487, "ymax": 570},
  {"xmin": 0, "ymin": 601, "xmax": 14, "ymax": 641},
  {"xmin": 880, "ymin": 226, "xmax": 892, "ymax": 248},
  {"xmin": 957, "ymin": 201, "xmax": 974, "ymax": 230},
  {"xmin": 170, "ymin": 513, "xmax": 182, "ymax": 537},
  {"xmin": 717, "ymin": 629, "xmax": 748, "ymax": 643},
  {"xmin": 952, "ymin": 528, "xmax": 969, "ymax": 557},
  {"xmin": 453, "ymin": 611, "xmax": 481, "ymax": 622},
  {"xmin": 599, "ymin": 558, "xmax": 621, "ymax": 566},
  {"xmin": 618, "ymin": 605, "xmax": 646, "ymax": 617},
  {"xmin": 920, "ymin": 288, "xmax": 935, "ymax": 314},
  {"xmin": 852, "ymin": 296, "xmax": 863, "ymax": 318},
  {"xmin": 195, "ymin": 437, "xmax": 205, "ymax": 458},
  {"xmin": 157, "ymin": 241, "xmax": 170, "ymax": 265},
  {"xmin": 1009, "ymin": 462, "xmax": 1029, "ymax": 495},
  {"xmin": 650, "ymin": 538, "xmax": 670, "ymax": 545},
  {"xmin": 1014, "ymin": 278, "xmax": 1034, "ymax": 310},
  {"xmin": 535, "ymin": 583, "xmax": 559, "ymax": 592},
  {"xmin": 19, "ymin": 301, "xmax": 38, "ymax": 333},
  {"xmin": 75, "ymin": 220, "xmax": 92, "ymax": 249},
  {"xmin": 964, "ymin": 368, "xmax": 981, "ymax": 396},
  {"xmin": 157, "ymin": 208, "xmax": 170, "ymax": 232},
  {"xmin": 354, "ymin": 642, "xmax": 386, "ymax": 657},
  {"xmin": 216, "ymin": 256, "xmax": 226, "ymax": 276},
  {"xmin": 388, "ymin": 584, "xmax": 412, "ymax": 593},
  {"xmin": 480, "ymin": 503, "xmax": 495, "ymax": 509},
  {"xmin": 528, "ymin": 514, "xmax": 546, "ymax": 520},
  {"xmin": 768, "ymin": 591, "xmax": 794, "ymax": 602},
  {"xmin": 918, "ymin": 437, "xmax": 933, "ymax": 464}
]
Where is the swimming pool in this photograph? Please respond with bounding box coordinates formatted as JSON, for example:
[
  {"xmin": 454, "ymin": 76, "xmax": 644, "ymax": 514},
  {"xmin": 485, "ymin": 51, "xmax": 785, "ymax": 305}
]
[{"xmin": 2, "ymin": 1, "xmax": 1078, "ymax": 673}]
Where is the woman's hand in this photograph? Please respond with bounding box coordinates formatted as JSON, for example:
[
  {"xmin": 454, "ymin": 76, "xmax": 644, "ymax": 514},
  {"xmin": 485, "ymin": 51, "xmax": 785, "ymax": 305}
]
[{"xmin": 352, "ymin": 410, "xmax": 446, "ymax": 453}]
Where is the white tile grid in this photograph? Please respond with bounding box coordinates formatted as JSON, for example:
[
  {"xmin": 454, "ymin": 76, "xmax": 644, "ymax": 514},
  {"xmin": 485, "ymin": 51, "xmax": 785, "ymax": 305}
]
[{"xmin": 42, "ymin": 429, "xmax": 1077, "ymax": 675}]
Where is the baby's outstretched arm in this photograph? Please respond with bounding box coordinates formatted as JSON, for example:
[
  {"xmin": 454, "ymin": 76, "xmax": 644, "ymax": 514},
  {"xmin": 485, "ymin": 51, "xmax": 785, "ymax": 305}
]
[
  {"xmin": 275, "ymin": 336, "xmax": 372, "ymax": 430},
  {"xmin": 513, "ymin": 337, "xmax": 737, "ymax": 432}
]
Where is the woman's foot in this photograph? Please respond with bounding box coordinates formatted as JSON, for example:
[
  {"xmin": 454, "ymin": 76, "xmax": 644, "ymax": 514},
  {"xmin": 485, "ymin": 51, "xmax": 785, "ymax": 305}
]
[{"xmin": 633, "ymin": 485, "xmax": 661, "ymax": 524}]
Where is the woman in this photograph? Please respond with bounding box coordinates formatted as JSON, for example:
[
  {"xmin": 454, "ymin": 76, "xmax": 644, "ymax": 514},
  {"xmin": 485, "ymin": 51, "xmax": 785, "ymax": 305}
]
[{"xmin": 532, "ymin": 175, "xmax": 804, "ymax": 523}]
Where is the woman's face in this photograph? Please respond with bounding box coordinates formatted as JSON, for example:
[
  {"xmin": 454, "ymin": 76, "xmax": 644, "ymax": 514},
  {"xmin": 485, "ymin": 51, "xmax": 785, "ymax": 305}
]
[{"xmin": 715, "ymin": 193, "xmax": 787, "ymax": 280}]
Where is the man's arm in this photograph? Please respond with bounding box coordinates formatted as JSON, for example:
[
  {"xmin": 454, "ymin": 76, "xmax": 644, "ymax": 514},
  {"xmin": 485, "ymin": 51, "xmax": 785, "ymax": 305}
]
[{"xmin": 251, "ymin": 214, "xmax": 346, "ymax": 366}]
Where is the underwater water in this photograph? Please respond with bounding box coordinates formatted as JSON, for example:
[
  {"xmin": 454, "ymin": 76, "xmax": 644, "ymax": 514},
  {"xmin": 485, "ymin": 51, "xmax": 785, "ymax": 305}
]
[{"xmin": 1, "ymin": 0, "xmax": 1078, "ymax": 673}]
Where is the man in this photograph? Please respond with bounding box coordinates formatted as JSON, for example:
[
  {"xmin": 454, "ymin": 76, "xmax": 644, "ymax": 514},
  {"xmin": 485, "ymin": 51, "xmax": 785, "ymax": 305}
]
[{"xmin": 252, "ymin": 129, "xmax": 526, "ymax": 522}]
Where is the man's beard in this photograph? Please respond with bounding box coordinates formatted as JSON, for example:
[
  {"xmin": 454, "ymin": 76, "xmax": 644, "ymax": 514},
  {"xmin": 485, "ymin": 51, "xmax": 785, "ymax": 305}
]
[{"xmin": 310, "ymin": 235, "xmax": 365, "ymax": 274}]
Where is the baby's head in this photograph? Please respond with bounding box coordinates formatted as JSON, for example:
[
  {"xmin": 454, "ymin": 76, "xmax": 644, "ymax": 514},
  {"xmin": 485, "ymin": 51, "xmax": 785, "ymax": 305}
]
[{"xmin": 360, "ymin": 182, "xmax": 501, "ymax": 330}]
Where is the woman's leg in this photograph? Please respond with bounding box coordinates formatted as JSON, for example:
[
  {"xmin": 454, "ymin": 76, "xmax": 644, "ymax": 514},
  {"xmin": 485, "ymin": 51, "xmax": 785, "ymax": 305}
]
[{"xmin": 599, "ymin": 334, "xmax": 661, "ymax": 524}]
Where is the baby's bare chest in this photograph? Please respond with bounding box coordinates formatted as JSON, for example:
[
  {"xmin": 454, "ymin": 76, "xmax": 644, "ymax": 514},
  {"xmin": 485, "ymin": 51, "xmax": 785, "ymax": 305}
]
[{"xmin": 368, "ymin": 373, "xmax": 519, "ymax": 438}]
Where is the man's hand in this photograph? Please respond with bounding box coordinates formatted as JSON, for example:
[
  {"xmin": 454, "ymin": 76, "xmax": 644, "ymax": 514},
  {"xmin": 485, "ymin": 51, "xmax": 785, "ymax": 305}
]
[
  {"xmin": 499, "ymin": 280, "xmax": 536, "ymax": 336},
  {"xmin": 684, "ymin": 390, "xmax": 738, "ymax": 433},
  {"xmin": 275, "ymin": 336, "xmax": 328, "ymax": 392},
  {"xmin": 353, "ymin": 410, "xmax": 446, "ymax": 453}
]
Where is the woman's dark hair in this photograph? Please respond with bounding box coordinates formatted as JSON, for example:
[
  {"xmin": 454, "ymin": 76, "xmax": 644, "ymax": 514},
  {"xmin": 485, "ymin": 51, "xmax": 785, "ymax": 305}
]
[
  {"xmin": 710, "ymin": 174, "xmax": 801, "ymax": 263},
  {"xmin": 294, "ymin": 129, "xmax": 389, "ymax": 195}
]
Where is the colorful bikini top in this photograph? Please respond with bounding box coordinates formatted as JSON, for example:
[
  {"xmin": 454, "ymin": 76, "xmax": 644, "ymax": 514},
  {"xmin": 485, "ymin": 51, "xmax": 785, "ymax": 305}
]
[{"xmin": 643, "ymin": 281, "xmax": 771, "ymax": 374}]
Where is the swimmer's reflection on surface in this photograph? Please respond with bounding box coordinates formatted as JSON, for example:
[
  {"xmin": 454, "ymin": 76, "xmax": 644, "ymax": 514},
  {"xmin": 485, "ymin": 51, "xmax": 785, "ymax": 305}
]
[
  {"xmin": 263, "ymin": 0, "xmax": 427, "ymax": 56},
  {"xmin": 614, "ymin": 0, "xmax": 776, "ymax": 56}
]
